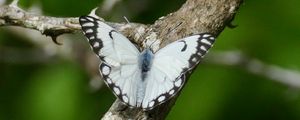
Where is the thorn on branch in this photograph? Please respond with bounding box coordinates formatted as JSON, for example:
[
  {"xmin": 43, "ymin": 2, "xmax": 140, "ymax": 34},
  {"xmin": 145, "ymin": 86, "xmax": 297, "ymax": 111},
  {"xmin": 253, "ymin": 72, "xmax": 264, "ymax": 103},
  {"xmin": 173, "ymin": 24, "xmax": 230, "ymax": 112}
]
[
  {"xmin": 227, "ymin": 22, "xmax": 238, "ymax": 28},
  {"xmin": 51, "ymin": 36, "xmax": 61, "ymax": 45},
  {"xmin": 42, "ymin": 29, "xmax": 72, "ymax": 45},
  {"xmin": 226, "ymin": 13, "xmax": 238, "ymax": 29},
  {"xmin": 9, "ymin": 0, "xmax": 19, "ymax": 7},
  {"xmin": 88, "ymin": 7, "xmax": 104, "ymax": 21}
]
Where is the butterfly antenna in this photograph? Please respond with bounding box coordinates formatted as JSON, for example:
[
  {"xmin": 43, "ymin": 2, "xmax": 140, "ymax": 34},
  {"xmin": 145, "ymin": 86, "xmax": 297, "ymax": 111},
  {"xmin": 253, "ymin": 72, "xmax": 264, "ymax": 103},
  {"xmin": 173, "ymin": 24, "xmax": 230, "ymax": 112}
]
[
  {"xmin": 123, "ymin": 16, "xmax": 143, "ymax": 38},
  {"xmin": 123, "ymin": 16, "xmax": 130, "ymax": 24},
  {"xmin": 166, "ymin": 22, "xmax": 183, "ymax": 35},
  {"xmin": 123, "ymin": 16, "xmax": 147, "ymax": 48}
]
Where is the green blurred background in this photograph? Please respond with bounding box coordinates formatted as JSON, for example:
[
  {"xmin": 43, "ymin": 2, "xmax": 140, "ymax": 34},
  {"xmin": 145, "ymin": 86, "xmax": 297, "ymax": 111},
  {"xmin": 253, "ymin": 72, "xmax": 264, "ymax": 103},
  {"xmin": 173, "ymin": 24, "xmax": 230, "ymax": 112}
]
[{"xmin": 1, "ymin": 0, "xmax": 300, "ymax": 120}]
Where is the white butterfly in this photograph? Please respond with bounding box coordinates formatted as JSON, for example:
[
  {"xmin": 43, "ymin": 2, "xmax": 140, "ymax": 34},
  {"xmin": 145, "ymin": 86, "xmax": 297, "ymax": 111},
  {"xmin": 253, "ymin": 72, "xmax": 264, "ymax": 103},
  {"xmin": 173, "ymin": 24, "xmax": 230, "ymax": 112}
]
[{"xmin": 79, "ymin": 16, "xmax": 216, "ymax": 110}]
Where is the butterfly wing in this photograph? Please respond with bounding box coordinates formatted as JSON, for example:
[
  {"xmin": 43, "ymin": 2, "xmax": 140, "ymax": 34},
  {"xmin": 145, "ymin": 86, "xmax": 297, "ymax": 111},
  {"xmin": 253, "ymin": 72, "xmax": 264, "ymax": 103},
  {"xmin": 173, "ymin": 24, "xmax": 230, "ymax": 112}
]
[
  {"xmin": 79, "ymin": 16, "xmax": 141, "ymax": 106},
  {"xmin": 142, "ymin": 33, "xmax": 216, "ymax": 109}
]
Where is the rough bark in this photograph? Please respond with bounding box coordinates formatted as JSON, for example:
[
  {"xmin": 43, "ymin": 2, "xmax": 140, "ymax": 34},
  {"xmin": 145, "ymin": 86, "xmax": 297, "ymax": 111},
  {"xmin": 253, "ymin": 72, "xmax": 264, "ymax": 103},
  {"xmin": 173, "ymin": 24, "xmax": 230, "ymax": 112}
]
[
  {"xmin": 101, "ymin": 0, "xmax": 242, "ymax": 120},
  {"xmin": 0, "ymin": 0, "xmax": 243, "ymax": 119}
]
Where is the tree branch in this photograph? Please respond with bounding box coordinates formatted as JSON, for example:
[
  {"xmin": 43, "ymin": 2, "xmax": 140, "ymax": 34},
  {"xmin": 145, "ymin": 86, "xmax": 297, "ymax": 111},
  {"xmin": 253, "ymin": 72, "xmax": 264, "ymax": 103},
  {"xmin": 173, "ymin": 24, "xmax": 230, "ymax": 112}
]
[
  {"xmin": 0, "ymin": 1, "xmax": 144, "ymax": 43},
  {"xmin": 102, "ymin": 0, "xmax": 242, "ymax": 119},
  {"xmin": 0, "ymin": 0, "xmax": 243, "ymax": 119},
  {"xmin": 0, "ymin": 3, "xmax": 79, "ymax": 40}
]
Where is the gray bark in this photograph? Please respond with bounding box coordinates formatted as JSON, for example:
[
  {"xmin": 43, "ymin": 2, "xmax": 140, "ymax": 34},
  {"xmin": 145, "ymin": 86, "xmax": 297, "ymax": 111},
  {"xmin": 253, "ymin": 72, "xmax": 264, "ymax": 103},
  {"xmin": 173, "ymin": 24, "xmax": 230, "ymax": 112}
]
[{"xmin": 101, "ymin": 0, "xmax": 242, "ymax": 119}]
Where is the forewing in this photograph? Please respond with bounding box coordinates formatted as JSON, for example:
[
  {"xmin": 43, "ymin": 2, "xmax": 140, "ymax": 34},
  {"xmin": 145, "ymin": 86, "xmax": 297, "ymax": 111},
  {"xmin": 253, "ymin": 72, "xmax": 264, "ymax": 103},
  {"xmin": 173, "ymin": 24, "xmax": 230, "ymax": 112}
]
[
  {"xmin": 79, "ymin": 16, "xmax": 141, "ymax": 107},
  {"xmin": 142, "ymin": 33, "xmax": 216, "ymax": 110},
  {"xmin": 79, "ymin": 16, "xmax": 139, "ymax": 66}
]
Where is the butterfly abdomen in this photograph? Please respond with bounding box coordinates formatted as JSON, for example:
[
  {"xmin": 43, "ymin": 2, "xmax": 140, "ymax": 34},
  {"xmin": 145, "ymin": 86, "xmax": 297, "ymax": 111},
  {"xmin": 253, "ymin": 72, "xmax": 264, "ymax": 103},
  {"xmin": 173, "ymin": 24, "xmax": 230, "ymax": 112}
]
[
  {"xmin": 136, "ymin": 49, "xmax": 154, "ymax": 107},
  {"xmin": 139, "ymin": 49, "xmax": 154, "ymax": 80}
]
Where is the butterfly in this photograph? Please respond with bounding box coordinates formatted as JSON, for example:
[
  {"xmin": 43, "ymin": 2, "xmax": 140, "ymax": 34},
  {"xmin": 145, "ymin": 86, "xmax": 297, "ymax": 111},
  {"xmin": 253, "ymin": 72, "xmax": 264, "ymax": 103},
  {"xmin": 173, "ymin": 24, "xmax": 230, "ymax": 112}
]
[{"xmin": 79, "ymin": 15, "xmax": 216, "ymax": 110}]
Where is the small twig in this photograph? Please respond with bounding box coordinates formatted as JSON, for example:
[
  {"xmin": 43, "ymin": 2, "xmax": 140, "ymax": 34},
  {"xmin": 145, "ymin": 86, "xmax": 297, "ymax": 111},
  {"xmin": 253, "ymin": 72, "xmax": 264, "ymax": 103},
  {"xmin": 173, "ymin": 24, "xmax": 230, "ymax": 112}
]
[
  {"xmin": 0, "ymin": 0, "xmax": 144, "ymax": 44},
  {"xmin": 1, "ymin": 1, "xmax": 79, "ymax": 39},
  {"xmin": 206, "ymin": 51, "xmax": 300, "ymax": 88}
]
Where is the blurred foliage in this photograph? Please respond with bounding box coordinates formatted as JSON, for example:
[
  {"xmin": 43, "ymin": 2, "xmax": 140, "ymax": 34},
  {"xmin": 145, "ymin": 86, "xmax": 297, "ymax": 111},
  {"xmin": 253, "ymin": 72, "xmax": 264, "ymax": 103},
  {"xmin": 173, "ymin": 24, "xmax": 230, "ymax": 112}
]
[{"xmin": 1, "ymin": 0, "xmax": 300, "ymax": 120}]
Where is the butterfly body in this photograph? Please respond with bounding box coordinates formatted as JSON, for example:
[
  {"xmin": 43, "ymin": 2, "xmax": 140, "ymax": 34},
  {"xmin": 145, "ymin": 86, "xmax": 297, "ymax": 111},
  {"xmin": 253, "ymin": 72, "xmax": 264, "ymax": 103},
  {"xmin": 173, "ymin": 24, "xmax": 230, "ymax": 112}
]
[
  {"xmin": 134, "ymin": 48, "xmax": 153, "ymax": 106},
  {"xmin": 79, "ymin": 16, "xmax": 216, "ymax": 110},
  {"xmin": 139, "ymin": 49, "xmax": 154, "ymax": 78}
]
